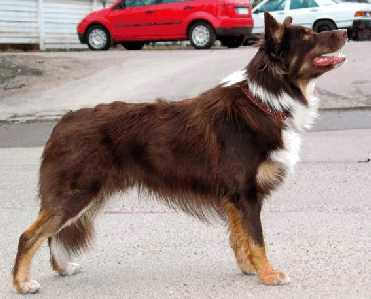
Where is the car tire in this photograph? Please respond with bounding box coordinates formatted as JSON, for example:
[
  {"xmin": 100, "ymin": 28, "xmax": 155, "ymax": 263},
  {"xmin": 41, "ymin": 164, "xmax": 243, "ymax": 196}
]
[
  {"xmin": 189, "ymin": 22, "xmax": 216, "ymax": 49},
  {"xmin": 353, "ymin": 28, "xmax": 361, "ymax": 41},
  {"xmin": 313, "ymin": 20, "xmax": 337, "ymax": 33},
  {"xmin": 86, "ymin": 25, "xmax": 110, "ymax": 51},
  {"xmin": 243, "ymin": 36, "xmax": 259, "ymax": 46},
  {"xmin": 122, "ymin": 42, "xmax": 145, "ymax": 50},
  {"xmin": 220, "ymin": 36, "xmax": 244, "ymax": 48}
]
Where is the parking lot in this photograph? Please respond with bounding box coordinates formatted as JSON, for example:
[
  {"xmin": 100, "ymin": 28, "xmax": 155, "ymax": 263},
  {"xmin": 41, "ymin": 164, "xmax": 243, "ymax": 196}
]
[
  {"xmin": 0, "ymin": 128, "xmax": 371, "ymax": 298},
  {"xmin": 1, "ymin": 41, "xmax": 371, "ymax": 121}
]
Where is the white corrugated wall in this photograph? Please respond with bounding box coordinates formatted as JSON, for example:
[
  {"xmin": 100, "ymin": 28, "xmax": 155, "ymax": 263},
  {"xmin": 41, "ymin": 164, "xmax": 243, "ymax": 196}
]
[
  {"xmin": 43, "ymin": 0, "xmax": 93, "ymax": 49},
  {"xmin": 0, "ymin": 0, "xmax": 39, "ymax": 45},
  {"xmin": 0, "ymin": 0, "xmax": 114, "ymax": 50}
]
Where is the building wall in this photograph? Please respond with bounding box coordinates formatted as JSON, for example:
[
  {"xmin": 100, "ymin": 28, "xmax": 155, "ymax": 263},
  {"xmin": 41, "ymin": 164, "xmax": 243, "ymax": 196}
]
[
  {"xmin": 0, "ymin": 0, "xmax": 114, "ymax": 50},
  {"xmin": 0, "ymin": 0, "xmax": 40, "ymax": 45},
  {"xmin": 43, "ymin": 0, "xmax": 93, "ymax": 49}
]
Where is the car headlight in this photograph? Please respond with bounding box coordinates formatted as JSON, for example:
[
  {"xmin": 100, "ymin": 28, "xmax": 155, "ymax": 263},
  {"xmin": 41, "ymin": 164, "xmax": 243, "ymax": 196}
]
[{"xmin": 355, "ymin": 11, "xmax": 371, "ymax": 17}]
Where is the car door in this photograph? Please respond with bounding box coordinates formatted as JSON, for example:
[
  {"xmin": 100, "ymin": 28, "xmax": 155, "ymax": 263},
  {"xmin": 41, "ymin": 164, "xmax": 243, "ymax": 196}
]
[
  {"xmin": 252, "ymin": 0, "xmax": 289, "ymax": 33},
  {"xmin": 150, "ymin": 0, "xmax": 213, "ymax": 39},
  {"xmin": 108, "ymin": 0, "xmax": 158, "ymax": 40},
  {"xmin": 145, "ymin": 0, "xmax": 187, "ymax": 38},
  {"xmin": 288, "ymin": 0, "xmax": 319, "ymax": 28}
]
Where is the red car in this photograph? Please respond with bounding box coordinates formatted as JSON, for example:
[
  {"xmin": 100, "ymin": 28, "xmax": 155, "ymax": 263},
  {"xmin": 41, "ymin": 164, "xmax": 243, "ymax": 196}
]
[{"xmin": 77, "ymin": 0, "xmax": 253, "ymax": 50}]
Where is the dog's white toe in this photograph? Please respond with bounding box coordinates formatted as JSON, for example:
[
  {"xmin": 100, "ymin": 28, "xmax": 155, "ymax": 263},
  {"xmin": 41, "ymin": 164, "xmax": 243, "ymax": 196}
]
[
  {"xmin": 59, "ymin": 263, "xmax": 81, "ymax": 276},
  {"xmin": 18, "ymin": 280, "xmax": 41, "ymax": 294}
]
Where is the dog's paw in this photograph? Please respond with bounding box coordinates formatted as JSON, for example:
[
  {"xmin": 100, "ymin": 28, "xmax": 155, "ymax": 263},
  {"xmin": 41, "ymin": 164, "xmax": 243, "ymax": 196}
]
[
  {"xmin": 15, "ymin": 280, "xmax": 40, "ymax": 294},
  {"xmin": 59, "ymin": 263, "xmax": 81, "ymax": 277},
  {"xmin": 258, "ymin": 271, "xmax": 290, "ymax": 286}
]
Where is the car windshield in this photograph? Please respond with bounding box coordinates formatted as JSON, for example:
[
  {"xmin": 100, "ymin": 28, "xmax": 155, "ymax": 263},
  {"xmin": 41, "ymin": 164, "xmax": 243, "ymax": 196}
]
[{"xmin": 256, "ymin": 0, "xmax": 287, "ymax": 11}]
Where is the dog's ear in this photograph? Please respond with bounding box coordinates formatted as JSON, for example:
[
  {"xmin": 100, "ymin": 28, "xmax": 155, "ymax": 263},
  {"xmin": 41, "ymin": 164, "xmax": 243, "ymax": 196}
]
[
  {"xmin": 283, "ymin": 16, "xmax": 293, "ymax": 27},
  {"xmin": 264, "ymin": 12, "xmax": 284, "ymax": 42}
]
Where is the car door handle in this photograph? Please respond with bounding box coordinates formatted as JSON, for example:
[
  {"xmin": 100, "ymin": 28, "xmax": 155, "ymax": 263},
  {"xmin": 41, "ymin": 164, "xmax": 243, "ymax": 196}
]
[
  {"xmin": 276, "ymin": 11, "xmax": 284, "ymax": 15},
  {"xmin": 145, "ymin": 10, "xmax": 154, "ymax": 14},
  {"xmin": 184, "ymin": 6, "xmax": 194, "ymax": 10},
  {"xmin": 310, "ymin": 9, "xmax": 318, "ymax": 12}
]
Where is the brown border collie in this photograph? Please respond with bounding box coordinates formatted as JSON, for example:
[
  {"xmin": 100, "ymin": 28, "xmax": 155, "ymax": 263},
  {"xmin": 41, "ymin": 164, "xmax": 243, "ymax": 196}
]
[{"xmin": 12, "ymin": 13, "xmax": 347, "ymax": 294}]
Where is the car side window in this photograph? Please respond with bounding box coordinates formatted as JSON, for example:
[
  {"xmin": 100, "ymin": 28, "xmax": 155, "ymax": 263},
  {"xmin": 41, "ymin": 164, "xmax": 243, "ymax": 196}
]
[
  {"xmin": 159, "ymin": 0, "xmax": 183, "ymax": 3},
  {"xmin": 258, "ymin": 0, "xmax": 286, "ymax": 12},
  {"xmin": 125, "ymin": 0, "xmax": 158, "ymax": 7},
  {"xmin": 290, "ymin": 0, "xmax": 318, "ymax": 9}
]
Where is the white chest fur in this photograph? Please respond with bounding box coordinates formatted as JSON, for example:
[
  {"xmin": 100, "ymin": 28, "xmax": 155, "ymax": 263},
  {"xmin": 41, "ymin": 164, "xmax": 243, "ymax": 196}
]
[
  {"xmin": 271, "ymin": 129, "xmax": 302, "ymax": 173},
  {"xmin": 270, "ymin": 81, "xmax": 319, "ymax": 173},
  {"xmin": 221, "ymin": 71, "xmax": 319, "ymax": 173}
]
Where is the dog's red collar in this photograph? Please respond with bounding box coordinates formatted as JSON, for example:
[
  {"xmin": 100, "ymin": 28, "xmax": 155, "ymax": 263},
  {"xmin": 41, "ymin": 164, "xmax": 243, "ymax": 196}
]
[{"xmin": 240, "ymin": 84, "xmax": 289, "ymax": 122}]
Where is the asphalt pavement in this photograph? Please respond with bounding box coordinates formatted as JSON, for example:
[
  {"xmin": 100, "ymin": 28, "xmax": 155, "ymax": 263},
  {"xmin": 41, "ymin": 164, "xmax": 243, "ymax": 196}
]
[
  {"xmin": 1, "ymin": 44, "xmax": 371, "ymax": 298},
  {"xmin": 1, "ymin": 42, "xmax": 371, "ymax": 121},
  {"xmin": 0, "ymin": 127, "xmax": 370, "ymax": 298}
]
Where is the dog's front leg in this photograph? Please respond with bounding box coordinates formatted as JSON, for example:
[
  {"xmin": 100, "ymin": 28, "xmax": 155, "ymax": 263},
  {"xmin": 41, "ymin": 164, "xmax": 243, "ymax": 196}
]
[
  {"xmin": 224, "ymin": 196, "xmax": 290, "ymax": 286},
  {"xmin": 224, "ymin": 201, "xmax": 256, "ymax": 275}
]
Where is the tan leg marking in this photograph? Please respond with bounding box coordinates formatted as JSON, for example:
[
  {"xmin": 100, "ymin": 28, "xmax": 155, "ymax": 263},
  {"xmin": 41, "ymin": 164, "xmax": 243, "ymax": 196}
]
[
  {"xmin": 224, "ymin": 201, "xmax": 289, "ymax": 285},
  {"xmin": 247, "ymin": 241, "xmax": 290, "ymax": 285},
  {"xmin": 13, "ymin": 211, "xmax": 62, "ymax": 294},
  {"xmin": 224, "ymin": 201, "xmax": 256, "ymax": 275},
  {"xmin": 14, "ymin": 237, "xmax": 46, "ymax": 294}
]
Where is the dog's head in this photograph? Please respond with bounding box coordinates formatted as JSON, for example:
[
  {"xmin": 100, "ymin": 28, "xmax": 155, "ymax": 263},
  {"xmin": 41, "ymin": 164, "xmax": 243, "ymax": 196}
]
[{"xmin": 259, "ymin": 12, "xmax": 347, "ymax": 83}]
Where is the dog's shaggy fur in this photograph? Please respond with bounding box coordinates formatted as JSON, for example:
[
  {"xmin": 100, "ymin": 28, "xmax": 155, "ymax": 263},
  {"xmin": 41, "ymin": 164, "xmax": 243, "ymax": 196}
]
[{"xmin": 12, "ymin": 13, "xmax": 347, "ymax": 294}]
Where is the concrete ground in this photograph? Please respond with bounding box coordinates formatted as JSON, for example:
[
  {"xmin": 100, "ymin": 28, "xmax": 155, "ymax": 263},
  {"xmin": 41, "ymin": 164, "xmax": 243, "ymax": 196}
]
[
  {"xmin": 1, "ymin": 41, "xmax": 370, "ymax": 298},
  {"xmin": 0, "ymin": 128, "xmax": 370, "ymax": 298},
  {"xmin": 0, "ymin": 42, "xmax": 371, "ymax": 121}
]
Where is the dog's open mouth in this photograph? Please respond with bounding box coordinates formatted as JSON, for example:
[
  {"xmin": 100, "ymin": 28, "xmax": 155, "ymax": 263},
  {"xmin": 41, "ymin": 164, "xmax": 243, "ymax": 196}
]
[{"xmin": 313, "ymin": 52, "xmax": 346, "ymax": 67}]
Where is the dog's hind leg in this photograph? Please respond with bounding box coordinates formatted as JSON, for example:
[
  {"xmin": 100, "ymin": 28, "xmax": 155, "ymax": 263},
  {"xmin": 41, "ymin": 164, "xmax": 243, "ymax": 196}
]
[
  {"xmin": 13, "ymin": 193, "xmax": 104, "ymax": 294},
  {"xmin": 48, "ymin": 201, "xmax": 101, "ymax": 277},
  {"xmin": 12, "ymin": 210, "xmax": 64, "ymax": 294}
]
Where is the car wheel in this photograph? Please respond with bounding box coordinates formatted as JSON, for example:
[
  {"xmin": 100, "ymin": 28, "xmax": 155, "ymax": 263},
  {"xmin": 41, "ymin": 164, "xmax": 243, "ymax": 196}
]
[
  {"xmin": 86, "ymin": 25, "xmax": 110, "ymax": 50},
  {"xmin": 314, "ymin": 20, "xmax": 337, "ymax": 33},
  {"xmin": 243, "ymin": 35, "xmax": 259, "ymax": 46},
  {"xmin": 353, "ymin": 30, "xmax": 359, "ymax": 41},
  {"xmin": 122, "ymin": 42, "xmax": 145, "ymax": 50},
  {"xmin": 189, "ymin": 22, "xmax": 216, "ymax": 49},
  {"xmin": 220, "ymin": 36, "xmax": 244, "ymax": 48}
]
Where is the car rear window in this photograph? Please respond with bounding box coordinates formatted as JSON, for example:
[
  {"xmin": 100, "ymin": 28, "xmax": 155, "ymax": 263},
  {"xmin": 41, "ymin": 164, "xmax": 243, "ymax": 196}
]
[
  {"xmin": 290, "ymin": 0, "xmax": 318, "ymax": 9},
  {"xmin": 259, "ymin": 0, "xmax": 286, "ymax": 12}
]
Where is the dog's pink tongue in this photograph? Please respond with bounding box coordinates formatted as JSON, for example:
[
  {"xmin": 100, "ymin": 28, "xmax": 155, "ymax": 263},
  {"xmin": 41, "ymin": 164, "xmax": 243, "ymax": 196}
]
[{"xmin": 314, "ymin": 56, "xmax": 345, "ymax": 66}]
